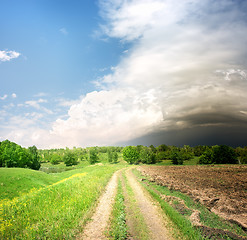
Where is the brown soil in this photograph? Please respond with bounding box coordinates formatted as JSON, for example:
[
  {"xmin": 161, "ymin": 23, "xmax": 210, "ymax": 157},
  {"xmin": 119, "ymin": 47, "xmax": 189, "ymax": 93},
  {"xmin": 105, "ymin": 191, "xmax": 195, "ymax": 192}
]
[
  {"xmin": 77, "ymin": 170, "xmax": 121, "ymax": 240},
  {"xmin": 138, "ymin": 165, "xmax": 247, "ymax": 232},
  {"xmin": 125, "ymin": 168, "xmax": 173, "ymax": 240}
]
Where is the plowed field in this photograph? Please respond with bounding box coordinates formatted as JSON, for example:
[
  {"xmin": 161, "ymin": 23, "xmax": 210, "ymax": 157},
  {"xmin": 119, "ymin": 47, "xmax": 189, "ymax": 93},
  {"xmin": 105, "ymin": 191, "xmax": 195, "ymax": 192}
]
[{"xmin": 138, "ymin": 165, "xmax": 247, "ymax": 231}]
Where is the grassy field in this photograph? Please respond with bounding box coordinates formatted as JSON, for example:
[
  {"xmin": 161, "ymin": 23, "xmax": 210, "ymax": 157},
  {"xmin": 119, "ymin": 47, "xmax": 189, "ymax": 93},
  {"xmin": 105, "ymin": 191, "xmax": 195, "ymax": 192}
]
[{"xmin": 0, "ymin": 164, "xmax": 124, "ymax": 239}]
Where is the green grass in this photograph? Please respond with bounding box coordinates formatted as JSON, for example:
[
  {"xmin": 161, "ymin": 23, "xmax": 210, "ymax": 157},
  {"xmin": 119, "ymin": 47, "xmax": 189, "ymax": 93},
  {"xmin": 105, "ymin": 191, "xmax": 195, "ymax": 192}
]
[
  {"xmin": 107, "ymin": 177, "xmax": 128, "ymax": 240},
  {"xmin": 0, "ymin": 168, "xmax": 58, "ymax": 200},
  {"xmin": 155, "ymin": 157, "xmax": 199, "ymax": 166},
  {"xmin": 0, "ymin": 165, "xmax": 123, "ymax": 239}
]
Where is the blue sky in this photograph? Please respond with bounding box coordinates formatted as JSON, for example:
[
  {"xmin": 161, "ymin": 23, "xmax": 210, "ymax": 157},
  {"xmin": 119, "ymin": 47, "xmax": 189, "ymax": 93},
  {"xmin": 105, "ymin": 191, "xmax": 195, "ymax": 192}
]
[{"xmin": 1, "ymin": 0, "xmax": 247, "ymax": 148}]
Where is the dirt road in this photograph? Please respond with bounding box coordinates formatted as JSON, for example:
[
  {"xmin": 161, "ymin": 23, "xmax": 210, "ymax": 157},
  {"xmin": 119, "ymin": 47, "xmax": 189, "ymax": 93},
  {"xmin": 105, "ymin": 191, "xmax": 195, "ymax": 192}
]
[{"xmin": 78, "ymin": 167, "xmax": 172, "ymax": 240}]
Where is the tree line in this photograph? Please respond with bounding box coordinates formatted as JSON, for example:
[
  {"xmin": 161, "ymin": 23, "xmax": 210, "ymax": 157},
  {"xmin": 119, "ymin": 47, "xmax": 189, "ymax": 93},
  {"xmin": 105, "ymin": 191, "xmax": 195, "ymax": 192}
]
[
  {"xmin": 122, "ymin": 144, "xmax": 247, "ymax": 165},
  {"xmin": 0, "ymin": 140, "xmax": 40, "ymax": 170},
  {"xmin": 1, "ymin": 140, "xmax": 247, "ymax": 170}
]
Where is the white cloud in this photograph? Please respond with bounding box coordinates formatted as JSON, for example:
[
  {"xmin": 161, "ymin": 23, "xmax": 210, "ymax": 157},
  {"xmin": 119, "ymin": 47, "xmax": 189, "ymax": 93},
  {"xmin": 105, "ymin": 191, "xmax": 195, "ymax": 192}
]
[
  {"xmin": 59, "ymin": 28, "xmax": 68, "ymax": 35},
  {"xmin": 2, "ymin": 0, "xmax": 247, "ymax": 148},
  {"xmin": 12, "ymin": 93, "xmax": 17, "ymax": 98},
  {"xmin": 0, "ymin": 94, "xmax": 8, "ymax": 100},
  {"xmin": 23, "ymin": 98, "xmax": 53, "ymax": 115},
  {"xmin": 50, "ymin": 89, "xmax": 162, "ymax": 147},
  {"xmin": 34, "ymin": 92, "xmax": 47, "ymax": 97},
  {"xmin": 56, "ymin": 98, "xmax": 81, "ymax": 107},
  {"xmin": 0, "ymin": 50, "xmax": 21, "ymax": 62}
]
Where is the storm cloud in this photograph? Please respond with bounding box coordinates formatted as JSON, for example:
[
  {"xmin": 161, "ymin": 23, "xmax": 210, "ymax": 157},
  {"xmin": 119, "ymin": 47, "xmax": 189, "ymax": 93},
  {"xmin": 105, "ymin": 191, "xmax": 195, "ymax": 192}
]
[{"xmin": 47, "ymin": 0, "xmax": 247, "ymax": 147}]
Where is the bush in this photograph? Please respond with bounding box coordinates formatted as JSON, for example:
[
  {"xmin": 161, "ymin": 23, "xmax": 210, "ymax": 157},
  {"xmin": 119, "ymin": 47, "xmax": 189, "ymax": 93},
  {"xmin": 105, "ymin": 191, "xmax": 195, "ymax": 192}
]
[{"xmin": 122, "ymin": 146, "xmax": 139, "ymax": 164}]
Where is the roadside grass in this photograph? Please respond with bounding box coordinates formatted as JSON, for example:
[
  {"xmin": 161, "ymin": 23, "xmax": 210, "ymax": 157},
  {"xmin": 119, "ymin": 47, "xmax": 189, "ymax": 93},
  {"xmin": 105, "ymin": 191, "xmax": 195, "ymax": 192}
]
[
  {"xmin": 122, "ymin": 171, "xmax": 150, "ymax": 240},
  {"xmin": 134, "ymin": 169, "xmax": 247, "ymax": 240},
  {"xmin": 0, "ymin": 165, "xmax": 123, "ymax": 239},
  {"xmin": 107, "ymin": 177, "xmax": 128, "ymax": 240},
  {"xmin": 133, "ymin": 169, "xmax": 204, "ymax": 240}
]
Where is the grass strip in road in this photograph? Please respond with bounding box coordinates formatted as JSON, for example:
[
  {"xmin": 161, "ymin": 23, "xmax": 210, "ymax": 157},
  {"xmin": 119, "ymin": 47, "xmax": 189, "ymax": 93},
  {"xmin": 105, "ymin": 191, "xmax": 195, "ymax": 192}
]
[
  {"xmin": 107, "ymin": 177, "xmax": 128, "ymax": 240},
  {"xmin": 0, "ymin": 165, "xmax": 122, "ymax": 240},
  {"xmin": 122, "ymin": 171, "xmax": 150, "ymax": 240}
]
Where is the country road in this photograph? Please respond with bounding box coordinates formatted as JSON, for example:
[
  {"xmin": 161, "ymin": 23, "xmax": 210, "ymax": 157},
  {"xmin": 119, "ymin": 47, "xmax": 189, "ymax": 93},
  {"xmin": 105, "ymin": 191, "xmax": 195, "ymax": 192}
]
[{"xmin": 77, "ymin": 167, "xmax": 173, "ymax": 240}]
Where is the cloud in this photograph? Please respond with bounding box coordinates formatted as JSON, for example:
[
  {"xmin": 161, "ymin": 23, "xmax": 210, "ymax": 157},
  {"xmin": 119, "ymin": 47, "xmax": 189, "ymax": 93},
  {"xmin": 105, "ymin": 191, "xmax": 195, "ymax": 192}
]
[
  {"xmin": 0, "ymin": 50, "xmax": 21, "ymax": 62},
  {"xmin": 2, "ymin": 0, "xmax": 247, "ymax": 148},
  {"xmin": 12, "ymin": 93, "xmax": 17, "ymax": 98},
  {"xmin": 23, "ymin": 99, "xmax": 53, "ymax": 115},
  {"xmin": 0, "ymin": 94, "xmax": 8, "ymax": 100},
  {"xmin": 59, "ymin": 28, "xmax": 68, "ymax": 35},
  {"xmin": 41, "ymin": 0, "xmax": 247, "ymax": 148}
]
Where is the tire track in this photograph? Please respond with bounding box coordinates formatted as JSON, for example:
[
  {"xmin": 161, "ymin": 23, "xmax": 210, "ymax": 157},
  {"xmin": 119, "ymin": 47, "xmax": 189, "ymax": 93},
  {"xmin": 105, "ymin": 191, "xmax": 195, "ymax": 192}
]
[
  {"xmin": 77, "ymin": 170, "xmax": 121, "ymax": 240},
  {"xmin": 125, "ymin": 168, "xmax": 173, "ymax": 240}
]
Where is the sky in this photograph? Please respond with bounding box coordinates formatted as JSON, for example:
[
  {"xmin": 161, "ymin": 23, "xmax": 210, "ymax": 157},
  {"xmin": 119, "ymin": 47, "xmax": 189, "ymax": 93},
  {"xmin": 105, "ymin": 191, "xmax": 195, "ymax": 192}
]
[{"xmin": 1, "ymin": 0, "xmax": 247, "ymax": 149}]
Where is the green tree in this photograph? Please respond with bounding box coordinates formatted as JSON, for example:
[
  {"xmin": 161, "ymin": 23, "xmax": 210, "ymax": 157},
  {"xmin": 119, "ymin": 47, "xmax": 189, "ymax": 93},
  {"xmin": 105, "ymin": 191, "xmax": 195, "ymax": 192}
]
[
  {"xmin": 213, "ymin": 145, "xmax": 237, "ymax": 164},
  {"xmin": 112, "ymin": 151, "xmax": 118, "ymax": 163},
  {"xmin": 28, "ymin": 146, "xmax": 41, "ymax": 170},
  {"xmin": 170, "ymin": 150, "xmax": 183, "ymax": 165},
  {"xmin": 139, "ymin": 147, "xmax": 156, "ymax": 164},
  {"xmin": 50, "ymin": 154, "xmax": 62, "ymax": 165},
  {"xmin": 122, "ymin": 146, "xmax": 139, "ymax": 164},
  {"xmin": 88, "ymin": 147, "xmax": 99, "ymax": 164},
  {"xmin": 63, "ymin": 151, "xmax": 78, "ymax": 166},
  {"xmin": 199, "ymin": 148, "xmax": 214, "ymax": 164},
  {"xmin": 235, "ymin": 147, "xmax": 247, "ymax": 164},
  {"xmin": 107, "ymin": 149, "xmax": 113, "ymax": 163}
]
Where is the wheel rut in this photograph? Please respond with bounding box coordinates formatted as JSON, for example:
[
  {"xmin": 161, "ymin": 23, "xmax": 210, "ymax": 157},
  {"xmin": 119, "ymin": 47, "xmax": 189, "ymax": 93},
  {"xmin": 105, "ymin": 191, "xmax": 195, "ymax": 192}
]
[
  {"xmin": 77, "ymin": 170, "xmax": 121, "ymax": 240},
  {"xmin": 77, "ymin": 167, "xmax": 172, "ymax": 240},
  {"xmin": 124, "ymin": 168, "xmax": 173, "ymax": 240}
]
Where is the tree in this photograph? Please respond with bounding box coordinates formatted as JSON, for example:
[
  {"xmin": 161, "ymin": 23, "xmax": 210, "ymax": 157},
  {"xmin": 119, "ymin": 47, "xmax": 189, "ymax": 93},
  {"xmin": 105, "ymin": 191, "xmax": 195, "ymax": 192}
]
[
  {"xmin": 199, "ymin": 148, "xmax": 214, "ymax": 164},
  {"xmin": 122, "ymin": 146, "xmax": 139, "ymax": 164},
  {"xmin": 170, "ymin": 150, "xmax": 183, "ymax": 165},
  {"xmin": 88, "ymin": 147, "xmax": 98, "ymax": 164},
  {"xmin": 235, "ymin": 147, "xmax": 247, "ymax": 164},
  {"xmin": 107, "ymin": 148, "xmax": 113, "ymax": 163},
  {"xmin": 50, "ymin": 154, "xmax": 62, "ymax": 165},
  {"xmin": 0, "ymin": 140, "xmax": 40, "ymax": 170},
  {"xmin": 213, "ymin": 145, "xmax": 237, "ymax": 164},
  {"xmin": 199, "ymin": 145, "xmax": 238, "ymax": 165},
  {"xmin": 139, "ymin": 147, "xmax": 156, "ymax": 164},
  {"xmin": 28, "ymin": 146, "xmax": 41, "ymax": 170},
  {"xmin": 63, "ymin": 151, "xmax": 78, "ymax": 166},
  {"xmin": 112, "ymin": 151, "xmax": 118, "ymax": 163}
]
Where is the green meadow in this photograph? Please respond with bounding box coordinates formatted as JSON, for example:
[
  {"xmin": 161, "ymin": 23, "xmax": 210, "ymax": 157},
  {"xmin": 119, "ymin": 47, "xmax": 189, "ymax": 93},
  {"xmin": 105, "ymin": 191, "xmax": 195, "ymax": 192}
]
[{"xmin": 0, "ymin": 164, "xmax": 124, "ymax": 239}]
